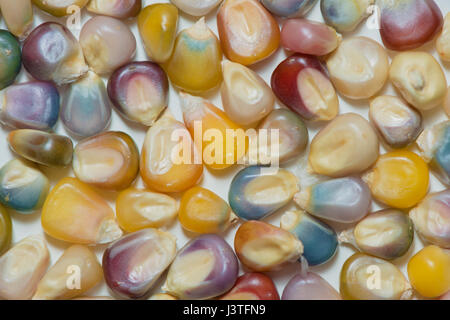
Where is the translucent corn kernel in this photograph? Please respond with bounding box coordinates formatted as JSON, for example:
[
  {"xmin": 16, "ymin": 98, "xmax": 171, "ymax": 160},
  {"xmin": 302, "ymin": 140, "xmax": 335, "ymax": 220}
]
[
  {"xmin": 179, "ymin": 186, "xmax": 237, "ymax": 234},
  {"xmin": 321, "ymin": 0, "xmax": 373, "ymax": 33},
  {"xmin": 309, "ymin": 113, "xmax": 379, "ymax": 177},
  {"xmin": 410, "ymin": 190, "xmax": 450, "ymax": 248},
  {"xmin": 8, "ymin": 130, "xmax": 73, "ymax": 167},
  {"xmin": 229, "ymin": 166, "xmax": 299, "ymax": 221},
  {"xmin": 340, "ymin": 253, "xmax": 412, "ymax": 300},
  {"xmin": 180, "ymin": 93, "xmax": 248, "ymax": 170},
  {"xmin": 221, "ymin": 61, "xmax": 275, "ymax": 126},
  {"xmin": 137, "ymin": 4, "xmax": 178, "ymax": 63},
  {"xmin": 262, "ymin": 0, "xmax": 317, "ymax": 18},
  {"xmin": 73, "ymin": 131, "xmax": 139, "ymax": 191},
  {"xmin": 80, "ymin": 16, "xmax": 136, "ymax": 75},
  {"xmin": 272, "ymin": 54, "xmax": 339, "ymax": 121},
  {"xmin": 0, "ymin": 235, "xmax": 49, "ymax": 300},
  {"xmin": 389, "ymin": 52, "xmax": 447, "ymax": 111},
  {"xmin": 363, "ymin": 150, "xmax": 429, "ymax": 209},
  {"xmin": 282, "ymin": 272, "xmax": 341, "ymax": 300},
  {"xmin": 407, "ymin": 245, "xmax": 450, "ymax": 298},
  {"xmin": 140, "ymin": 116, "xmax": 203, "ymax": 193},
  {"xmin": 220, "ymin": 273, "xmax": 280, "ymax": 300},
  {"xmin": 0, "ymin": 30, "xmax": 22, "ymax": 90},
  {"xmin": 171, "ymin": 0, "xmax": 222, "ymax": 16},
  {"xmin": 234, "ymin": 220, "xmax": 304, "ymax": 272},
  {"xmin": 326, "ymin": 37, "xmax": 389, "ymax": 100},
  {"xmin": 41, "ymin": 177, "xmax": 122, "ymax": 245},
  {"xmin": 217, "ymin": 0, "xmax": 280, "ymax": 66},
  {"xmin": 340, "ymin": 209, "xmax": 414, "ymax": 260},
  {"xmin": 379, "ymin": 0, "xmax": 443, "ymax": 51},
  {"xmin": 166, "ymin": 18, "xmax": 222, "ymax": 93},
  {"xmin": 32, "ymin": 0, "xmax": 89, "ymax": 17},
  {"xmin": 103, "ymin": 229, "xmax": 177, "ymax": 299},
  {"xmin": 294, "ymin": 177, "xmax": 371, "ymax": 223},
  {"xmin": 0, "ymin": 0, "xmax": 33, "ymax": 39},
  {"xmin": 116, "ymin": 188, "xmax": 178, "ymax": 232},
  {"xmin": 0, "ymin": 204, "xmax": 11, "ymax": 255},
  {"xmin": 33, "ymin": 245, "xmax": 102, "ymax": 300},
  {"xmin": 369, "ymin": 95, "xmax": 423, "ymax": 149},
  {"xmin": 437, "ymin": 13, "xmax": 450, "ymax": 61},
  {"xmin": 87, "ymin": 0, "xmax": 141, "ymax": 19},
  {"xmin": 0, "ymin": 159, "xmax": 50, "ymax": 213},
  {"xmin": 281, "ymin": 210, "xmax": 338, "ymax": 266},
  {"xmin": 163, "ymin": 234, "xmax": 238, "ymax": 300}
]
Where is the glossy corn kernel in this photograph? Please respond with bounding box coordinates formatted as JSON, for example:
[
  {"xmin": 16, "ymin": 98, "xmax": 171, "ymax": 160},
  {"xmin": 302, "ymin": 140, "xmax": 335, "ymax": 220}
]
[
  {"xmin": 257, "ymin": 109, "xmax": 308, "ymax": 164},
  {"xmin": 234, "ymin": 220, "xmax": 304, "ymax": 272},
  {"xmin": 87, "ymin": 0, "xmax": 141, "ymax": 19},
  {"xmin": 138, "ymin": 4, "xmax": 178, "ymax": 63},
  {"xmin": 281, "ymin": 210, "xmax": 338, "ymax": 266},
  {"xmin": 217, "ymin": 0, "xmax": 280, "ymax": 66},
  {"xmin": 8, "ymin": 130, "xmax": 72, "ymax": 167},
  {"xmin": 407, "ymin": 245, "xmax": 450, "ymax": 298},
  {"xmin": 437, "ymin": 13, "xmax": 450, "ymax": 61},
  {"xmin": 321, "ymin": 0, "xmax": 373, "ymax": 32},
  {"xmin": 220, "ymin": 273, "xmax": 280, "ymax": 300},
  {"xmin": 340, "ymin": 209, "xmax": 414, "ymax": 260},
  {"xmin": 410, "ymin": 190, "xmax": 450, "ymax": 248},
  {"xmin": 416, "ymin": 121, "xmax": 450, "ymax": 186},
  {"xmin": 0, "ymin": 30, "xmax": 21, "ymax": 90},
  {"xmin": 295, "ymin": 177, "xmax": 371, "ymax": 223},
  {"xmin": 262, "ymin": 0, "xmax": 317, "ymax": 17},
  {"xmin": 166, "ymin": 18, "xmax": 222, "ymax": 93},
  {"xmin": 140, "ymin": 116, "xmax": 203, "ymax": 193},
  {"xmin": 369, "ymin": 95, "xmax": 423, "ymax": 149},
  {"xmin": 61, "ymin": 71, "xmax": 111, "ymax": 138},
  {"xmin": 363, "ymin": 150, "xmax": 429, "ymax": 209},
  {"xmin": 445, "ymin": 87, "xmax": 450, "ymax": 117},
  {"xmin": 80, "ymin": 16, "xmax": 136, "ymax": 75},
  {"xmin": 340, "ymin": 253, "xmax": 412, "ymax": 300},
  {"xmin": 171, "ymin": 0, "xmax": 222, "ymax": 16},
  {"xmin": 229, "ymin": 166, "xmax": 299, "ymax": 221},
  {"xmin": 33, "ymin": 245, "xmax": 102, "ymax": 300},
  {"xmin": 149, "ymin": 293, "xmax": 177, "ymax": 300},
  {"xmin": 180, "ymin": 93, "xmax": 247, "ymax": 170},
  {"xmin": 107, "ymin": 62, "xmax": 168, "ymax": 126},
  {"xmin": 32, "ymin": 0, "xmax": 89, "ymax": 17},
  {"xmin": 73, "ymin": 131, "xmax": 139, "ymax": 191},
  {"xmin": 379, "ymin": 0, "xmax": 443, "ymax": 51},
  {"xmin": 0, "ymin": 204, "xmax": 11, "ymax": 255},
  {"xmin": 41, "ymin": 177, "xmax": 122, "ymax": 245},
  {"xmin": 221, "ymin": 61, "xmax": 275, "ymax": 126},
  {"xmin": 389, "ymin": 52, "xmax": 447, "ymax": 111},
  {"xmin": 0, "ymin": 235, "xmax": 49, "ymax": 300},
  {"xmin": 0, "ymin": 0, "xmax": 33, "ymax": 39},
  {"xmin": 116, "ymin": 188, "xmax": 178, "ymax": 232},
  {"xmin": 326, "ymin": 37, "xmax": 389, "ymax": 100},
  {"xmin": 281, "ymin": 18, "xmax": 340, "ymax": 56},
  {"xmin": 23, "ymin": 22, "xmax": 88, "ymax": 85},
  {"xmin": 163, "ymin": 234, "xmax": 239, "ymax": 300},
  {"xmin": 103, "ymin": 229, "xmax": 177, "ymax": 299},
  {"xmin": 309, "ymin": 113, "xmax": 379, "ymax": 177},
  {"xmin": 179, "ymin": 186, "xmax": 236, "ymax": 234},
  {"xmin": 271, "ymin": 54, "xmax": 339, "ymax": 121},
  {"xmin": 282, "ymin": 272, "xmax": 341, "ymax": 300},
  {"xmin": 0, "ymin": 81, "xmax": 60, "ymax": 131},
  {"xmin": 0, "ymin": 159, "xmax": 49, "ymax": 213}
]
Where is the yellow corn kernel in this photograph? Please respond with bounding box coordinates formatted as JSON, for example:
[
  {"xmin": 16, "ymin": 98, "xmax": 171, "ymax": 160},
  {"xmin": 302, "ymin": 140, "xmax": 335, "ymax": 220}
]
[
  {"xmin": 138, "ymin": 4, "xmax": 178, "ymax": 63},
  {"xmin": 41, "ymin": 177, "xmax": 122, "ymax": 245},
  {"xmin": 407, "ymin": 245, "xmax": 450, "ymax": 298},
  {"xmin": 363, "ymin": 150, "xmax": 429, "ymax": 209},
  {"xmin": 179, "ymin": 186, "xmax": 237, "ymax": 234},
  {"xmin": 116, "ymin": 188, "xmax": 178, "ymax": 232}
]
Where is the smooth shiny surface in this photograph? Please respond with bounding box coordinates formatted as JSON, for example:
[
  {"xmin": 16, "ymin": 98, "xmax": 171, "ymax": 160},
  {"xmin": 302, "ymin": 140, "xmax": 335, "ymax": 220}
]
[
  {"xmin": 221, "ymin": 273, "xmax": 280, "ymax": 300},
  {"xmin": 0, "ymin": 0, "xmax": 33, "ymax": 39},
  {"xmin": 108, "ymin": 62, "xmax": 168, "ymax": 126},
  {"xmin": 61, "ymin": 71, "xmax": 111, "ymax": 138},
  {"xmin": 87, "ymin": 0, "xmax": 141, "ymax": 19},
  {"xmin": 8, "ymin": 130, "xmax": 73, "ymax": 167},
  {"xmin": 171, "ymin": 0, "xmax": 222, "ymax": 16},
  {"xmin": 0, "ymin": 204, "xmax": 11, "ymax": 255},
  {"xmin": 437, "ymin": 12, "xmax": 450, "ymax": 61},
  {"xmin": 282, "ymin": 272, "xmax": 341, "ymax": 300},
  {"xmin": 309, "ymin": 113, "xmax": 379, "ymax": 177},
  {"xmin": 0, "ymin": 30, "xmax": 21, "ymax": 90},
  {"xmin": 262, "ymin": 0, "xmax": 317, "ymax": 17},
  {"xmin": 217, "ymin": 0, "xmax": 280, "ymax": 66},
  {"xmin": 271, "ymin": 54, "xmax": 339, "ymax": 121},
  {"xmin": 321, "ymin": 0, "xmax": 372, "ymax": 32},
  {"xmin": 22, "ymin": 22, "xmax": 88, "ymax": 85},
  {"xmin": 33, "ymin": 0, "xmax": 89, "ymax": 17}
]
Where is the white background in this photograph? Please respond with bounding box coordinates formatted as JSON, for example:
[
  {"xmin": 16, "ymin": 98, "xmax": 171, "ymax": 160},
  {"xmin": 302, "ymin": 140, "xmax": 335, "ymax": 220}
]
[{"xmin": 2, "ymin": 0, "xmax": 449, "ymax": 299}]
